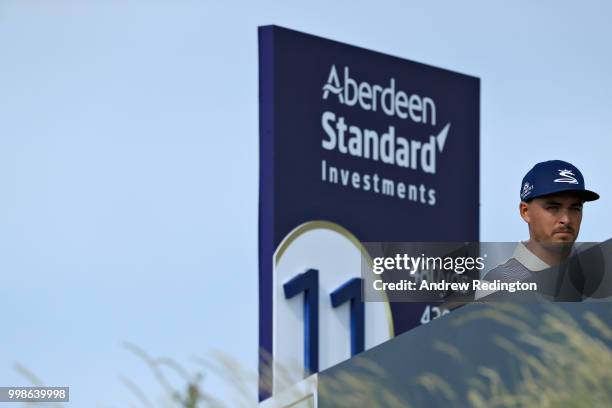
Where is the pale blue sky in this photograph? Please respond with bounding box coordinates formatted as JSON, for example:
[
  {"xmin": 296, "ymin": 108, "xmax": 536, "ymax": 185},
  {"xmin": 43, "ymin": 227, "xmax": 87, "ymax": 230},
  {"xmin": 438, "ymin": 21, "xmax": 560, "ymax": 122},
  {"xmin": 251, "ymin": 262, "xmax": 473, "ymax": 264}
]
[{"xmin": 1, "ymin": 1, "xmax": 611, "ymax": 406}]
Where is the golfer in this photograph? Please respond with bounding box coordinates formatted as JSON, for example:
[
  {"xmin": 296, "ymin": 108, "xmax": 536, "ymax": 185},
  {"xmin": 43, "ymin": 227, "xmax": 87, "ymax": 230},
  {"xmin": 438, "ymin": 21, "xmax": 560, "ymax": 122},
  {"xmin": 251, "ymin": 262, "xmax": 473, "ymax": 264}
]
[{"xmin": 483, "ymin": 160, "xmax": 599, "ymax": 285}]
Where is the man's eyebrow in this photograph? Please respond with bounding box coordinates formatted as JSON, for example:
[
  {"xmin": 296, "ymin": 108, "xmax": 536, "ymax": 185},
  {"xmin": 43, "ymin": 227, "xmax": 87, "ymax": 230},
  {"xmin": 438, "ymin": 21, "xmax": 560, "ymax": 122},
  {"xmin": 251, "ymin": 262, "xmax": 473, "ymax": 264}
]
[{"xmin": 543, "ymin": 199, "xmax": 583, "ymax": 207}]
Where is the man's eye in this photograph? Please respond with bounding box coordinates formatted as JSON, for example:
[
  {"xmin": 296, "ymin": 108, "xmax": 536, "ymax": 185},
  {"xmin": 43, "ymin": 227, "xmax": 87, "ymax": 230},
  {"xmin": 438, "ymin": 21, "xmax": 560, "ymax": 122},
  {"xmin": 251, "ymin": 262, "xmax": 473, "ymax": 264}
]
[
  {"xmin": 571, "ymin": 207, "xmax": 582, "ymax": 212},
  {"xmin": 547, "ymin": 206, "xmax": 559, "ymax": 210}
]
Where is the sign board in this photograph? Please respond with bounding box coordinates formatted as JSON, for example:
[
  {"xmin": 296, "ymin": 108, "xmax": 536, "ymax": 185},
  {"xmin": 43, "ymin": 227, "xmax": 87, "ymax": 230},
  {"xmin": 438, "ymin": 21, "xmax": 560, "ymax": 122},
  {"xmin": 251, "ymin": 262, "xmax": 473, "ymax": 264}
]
[{"xmin": 258, "ymin": 25, "xmax": 479, "ymax": 400}]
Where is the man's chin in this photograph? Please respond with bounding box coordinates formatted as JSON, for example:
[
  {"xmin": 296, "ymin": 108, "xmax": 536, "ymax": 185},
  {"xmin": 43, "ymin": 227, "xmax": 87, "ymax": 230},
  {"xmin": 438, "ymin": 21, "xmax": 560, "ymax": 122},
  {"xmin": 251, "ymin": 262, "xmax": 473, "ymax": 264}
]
[
  {"xmin": 553, "ymin": 232, "xmax": 576, "ymax": 241},
  {"xmin": 544, "ymin": 238, "xmax": 575, "ymax": 252}
]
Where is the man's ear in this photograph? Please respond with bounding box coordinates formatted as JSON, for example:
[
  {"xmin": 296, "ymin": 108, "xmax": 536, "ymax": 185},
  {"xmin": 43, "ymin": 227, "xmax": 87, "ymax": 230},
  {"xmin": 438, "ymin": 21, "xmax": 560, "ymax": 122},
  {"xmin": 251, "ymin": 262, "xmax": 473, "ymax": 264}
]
[{"xmin": 519, "ymin": 201, "xmax": 530, "ymax": 223}]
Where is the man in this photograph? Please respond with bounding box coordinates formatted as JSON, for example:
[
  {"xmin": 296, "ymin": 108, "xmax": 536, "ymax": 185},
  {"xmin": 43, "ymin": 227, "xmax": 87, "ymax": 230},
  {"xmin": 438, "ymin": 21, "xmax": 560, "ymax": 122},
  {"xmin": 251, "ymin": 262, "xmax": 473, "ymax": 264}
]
[{"xmin": 482, "ymin": 160, "xmax": 599, "ymax": 287}]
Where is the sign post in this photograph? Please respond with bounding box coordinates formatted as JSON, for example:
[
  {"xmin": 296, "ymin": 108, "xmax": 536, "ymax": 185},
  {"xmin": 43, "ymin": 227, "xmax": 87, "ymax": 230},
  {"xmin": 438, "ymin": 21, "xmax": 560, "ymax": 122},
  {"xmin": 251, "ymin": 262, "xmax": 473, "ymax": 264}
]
[{"xmin": 258, "ymin": 25, "xmax": 480, "ymax": 401}]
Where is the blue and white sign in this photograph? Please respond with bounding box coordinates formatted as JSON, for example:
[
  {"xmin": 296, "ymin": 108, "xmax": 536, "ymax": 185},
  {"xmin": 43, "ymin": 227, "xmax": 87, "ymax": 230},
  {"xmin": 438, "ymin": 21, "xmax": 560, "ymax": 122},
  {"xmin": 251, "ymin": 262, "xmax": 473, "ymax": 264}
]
[{"xmin": 258, "ymin": 25, "xmax": 480, "ymax": 400}]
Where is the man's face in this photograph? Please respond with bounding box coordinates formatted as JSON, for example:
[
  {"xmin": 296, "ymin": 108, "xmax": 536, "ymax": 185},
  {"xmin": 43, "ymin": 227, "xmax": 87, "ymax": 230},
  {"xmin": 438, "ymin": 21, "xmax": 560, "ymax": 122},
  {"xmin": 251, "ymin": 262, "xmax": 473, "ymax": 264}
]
[{"xmin": 520, "ymin": 193, "xmax": 584, "ymax": 246}]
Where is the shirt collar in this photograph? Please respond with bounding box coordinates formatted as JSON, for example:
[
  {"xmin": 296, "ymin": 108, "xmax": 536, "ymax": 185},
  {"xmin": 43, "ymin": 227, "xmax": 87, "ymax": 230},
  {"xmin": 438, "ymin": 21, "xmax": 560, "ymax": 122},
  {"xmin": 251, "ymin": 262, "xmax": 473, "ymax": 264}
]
[{"xmin": 513, "ymin": 241, "xmax": 550, "ymax": 271}]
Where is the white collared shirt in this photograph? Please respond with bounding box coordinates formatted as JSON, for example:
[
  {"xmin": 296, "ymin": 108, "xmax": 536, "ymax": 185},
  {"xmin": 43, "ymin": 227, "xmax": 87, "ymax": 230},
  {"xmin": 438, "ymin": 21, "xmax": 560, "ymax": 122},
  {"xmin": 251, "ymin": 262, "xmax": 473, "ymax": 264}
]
[
  {"xmin": 475, "ymin": 241, "xmax": 551, "ymax": 300},
  {"xmin": 512, "ymin": 241, "xmax": 550, "ymax": 272}
]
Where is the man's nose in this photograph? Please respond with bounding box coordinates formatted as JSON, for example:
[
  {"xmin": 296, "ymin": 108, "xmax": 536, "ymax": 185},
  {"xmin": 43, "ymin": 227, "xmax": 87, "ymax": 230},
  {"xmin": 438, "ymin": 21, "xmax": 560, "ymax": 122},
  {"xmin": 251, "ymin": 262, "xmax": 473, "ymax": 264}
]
[{"xmin": 559, "ymin": 210, "xmax": 571, "ymax": 224}]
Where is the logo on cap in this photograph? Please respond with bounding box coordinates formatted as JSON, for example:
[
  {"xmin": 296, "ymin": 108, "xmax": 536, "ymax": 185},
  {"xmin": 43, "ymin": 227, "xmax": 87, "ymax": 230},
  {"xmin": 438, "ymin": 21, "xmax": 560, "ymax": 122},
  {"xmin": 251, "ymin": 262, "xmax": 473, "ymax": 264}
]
[
  {"xmin": 554, "ymin": 169, "xmax": 579, "ymax": 184},
  {"xmin": 521, "ymin": 181, "xmax": 534, "ymax": 200}
]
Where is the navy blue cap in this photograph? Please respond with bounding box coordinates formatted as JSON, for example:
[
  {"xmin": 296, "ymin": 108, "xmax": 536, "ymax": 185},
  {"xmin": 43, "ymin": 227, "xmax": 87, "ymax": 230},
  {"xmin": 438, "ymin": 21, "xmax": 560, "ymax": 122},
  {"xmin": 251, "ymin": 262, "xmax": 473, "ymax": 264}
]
[{"xmin": 520, "ymin": 160, "xmax": 599, "ymax": 202}]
